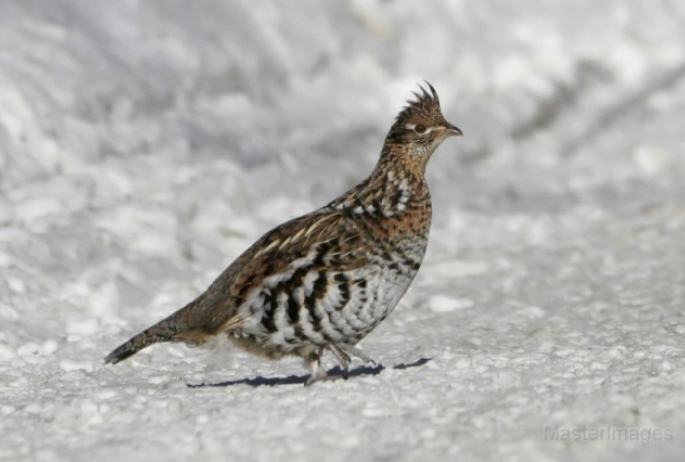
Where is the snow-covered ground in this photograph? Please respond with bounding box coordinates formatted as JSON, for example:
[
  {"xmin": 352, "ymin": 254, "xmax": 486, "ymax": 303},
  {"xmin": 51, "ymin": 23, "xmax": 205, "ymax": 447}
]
[{"xmin": 1, "ymin": 1, "xmax": 685, "ymax": 461}]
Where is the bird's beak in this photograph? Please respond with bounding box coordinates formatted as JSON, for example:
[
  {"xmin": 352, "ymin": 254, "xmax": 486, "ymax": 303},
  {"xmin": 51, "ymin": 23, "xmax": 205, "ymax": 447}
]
[{"xmin": 443, "ymin": 121, "xmax": 463, "ymax": 137}]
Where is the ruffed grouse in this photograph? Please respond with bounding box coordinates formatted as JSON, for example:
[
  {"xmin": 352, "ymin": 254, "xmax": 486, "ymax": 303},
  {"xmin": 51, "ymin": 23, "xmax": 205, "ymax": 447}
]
[{"xmin": 105, "ymin": 83, "xmax": 462, "ymax": 385}]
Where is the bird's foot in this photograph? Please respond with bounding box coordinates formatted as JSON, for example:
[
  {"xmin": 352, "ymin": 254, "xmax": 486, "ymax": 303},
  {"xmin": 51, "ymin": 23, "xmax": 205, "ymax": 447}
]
[
  {"xmin": 304, "ymin": 347, "xmax": 334, "ymax": 386},
  {"xmin": 327, "ymin": 344, "xmax": 351, "ymax": 379},
  {"xmin": 304, "ymin": 367, "xmax": 330, "ymax": 386},
  {"xmin": 306, "ymin": 345, "xmax": 378, "ymax": 385},
  {"xmin": 339, "ymin": 345, "xmax": 377, "ymax": 367}
]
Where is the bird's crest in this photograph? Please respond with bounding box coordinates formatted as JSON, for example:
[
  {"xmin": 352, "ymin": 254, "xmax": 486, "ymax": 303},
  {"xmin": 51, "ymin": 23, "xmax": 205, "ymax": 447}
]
[{"xmin": 394, "ymin": 81, "xmax": 442, "ymax": 127}]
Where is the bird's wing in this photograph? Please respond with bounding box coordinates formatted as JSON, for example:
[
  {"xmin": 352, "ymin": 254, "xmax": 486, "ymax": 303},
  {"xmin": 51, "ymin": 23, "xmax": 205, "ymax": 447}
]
[{"xmin": 197, "ymin": 209, "xmax": 371, "ymax": 334}]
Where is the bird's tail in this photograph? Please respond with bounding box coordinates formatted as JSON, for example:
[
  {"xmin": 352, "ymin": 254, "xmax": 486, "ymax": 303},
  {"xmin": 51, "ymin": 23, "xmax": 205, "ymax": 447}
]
[{"xmin": 104, "ymin": 315, "xmax": 180, "ymax": 365}]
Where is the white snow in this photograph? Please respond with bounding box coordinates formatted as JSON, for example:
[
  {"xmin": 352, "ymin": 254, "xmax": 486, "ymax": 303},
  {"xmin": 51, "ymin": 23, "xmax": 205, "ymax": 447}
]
[
  {"xmin": 428, "ymin": 295, "xmax": 475, "ymax": 313},
  {"xmin": 1, "ymin": 1, "xmax": 685, "ymax": 461}
]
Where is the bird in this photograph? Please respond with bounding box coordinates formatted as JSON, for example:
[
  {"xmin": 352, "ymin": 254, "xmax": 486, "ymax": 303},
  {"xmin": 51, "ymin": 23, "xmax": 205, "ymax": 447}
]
[{"xmin": 104, "ymin": 82, "xmax": 462, "ymax": 385}]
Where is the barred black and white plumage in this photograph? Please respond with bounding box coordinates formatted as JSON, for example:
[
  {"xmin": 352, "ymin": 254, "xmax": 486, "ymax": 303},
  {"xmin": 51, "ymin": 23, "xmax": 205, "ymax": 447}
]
[{"xmin": 105, "ymin": 83, "xmax": 462, "ymax": 385}]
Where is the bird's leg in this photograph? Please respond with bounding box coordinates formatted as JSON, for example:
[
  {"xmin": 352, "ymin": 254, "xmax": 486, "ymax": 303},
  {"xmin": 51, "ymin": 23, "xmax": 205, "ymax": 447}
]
[
  {"xmin": 327, "ymin": 344, "xmax": 351, "ymax": 379},
  {"xmin": 304, "ymin": 348, "xmax": 329, "ymax": 386},
  {"xmin": 340, "ymin": 345, "xmax": 377, "ymax": 366}
]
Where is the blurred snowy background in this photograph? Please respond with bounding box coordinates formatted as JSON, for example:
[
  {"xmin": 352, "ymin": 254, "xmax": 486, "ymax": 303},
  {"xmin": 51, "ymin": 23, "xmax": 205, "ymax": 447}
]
[{"xmin": 1, "ymin": 1, "xmax": 684, "ymax": 461}]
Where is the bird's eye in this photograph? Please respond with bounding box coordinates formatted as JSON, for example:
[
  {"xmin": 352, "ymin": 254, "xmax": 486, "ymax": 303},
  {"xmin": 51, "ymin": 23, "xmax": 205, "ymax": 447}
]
[{"xmin": 414, "ymin": 124, "xmax": 426, "ymax": 134}]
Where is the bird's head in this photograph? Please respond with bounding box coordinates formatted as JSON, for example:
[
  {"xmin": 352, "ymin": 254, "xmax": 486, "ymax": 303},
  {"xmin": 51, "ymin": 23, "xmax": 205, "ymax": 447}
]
[{"xmin": 384, "ymin": 82, "xmax": 462, "ymax": 167}]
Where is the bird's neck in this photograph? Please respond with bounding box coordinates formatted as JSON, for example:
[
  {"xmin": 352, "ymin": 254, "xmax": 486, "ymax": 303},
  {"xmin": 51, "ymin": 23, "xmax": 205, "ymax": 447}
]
[{"xmin": 330, "ymin": 146, "xmax": 431, "ymax": 218}]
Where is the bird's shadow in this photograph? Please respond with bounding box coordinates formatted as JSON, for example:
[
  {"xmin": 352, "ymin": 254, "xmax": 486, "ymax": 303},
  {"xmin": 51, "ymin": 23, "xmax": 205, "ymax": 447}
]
[{"xmin": 188, "ymin": 357, "xmax": 432, "ymax": 388}]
